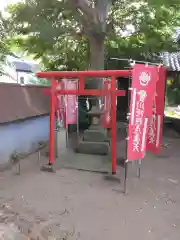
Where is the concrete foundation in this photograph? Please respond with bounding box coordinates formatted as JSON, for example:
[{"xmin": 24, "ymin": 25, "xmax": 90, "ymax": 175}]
[
  {"xmin": 83, "ymin": 128, "xmax": 109, "ymax": 142},
  {"xmin": 75, "ymin": 140, "xmax": 110, "ymax": 155}
]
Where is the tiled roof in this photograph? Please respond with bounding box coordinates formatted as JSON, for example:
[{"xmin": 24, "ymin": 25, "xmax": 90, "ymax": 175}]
[
  {"xmin": 161, "ymin": 52, "xmax": 180, "ymax": 71},
  {"xmin": 0, "ymin": 83, "xmax": 49, "ymax": 124},
  {"xmin": 160, "ymin": 28, "xmax": 180, "ymax": 71},
  {"xmin": 11, "ymin": 60, "xmax": 33, "ymax": 72},
  {"xmin": 6, "ymin": 56, "xmax": 39, "ymax": 72},
  {"xmin": 175, "ymin": 28, "xmax": 180, "ymax": 42}
]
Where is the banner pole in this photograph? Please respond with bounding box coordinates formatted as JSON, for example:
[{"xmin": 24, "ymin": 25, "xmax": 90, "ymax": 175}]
[
  {"xmin": 124, "ymin": 66, "xmax": 132, "ymax": 193},
  {"xmin": 55, "ymin": 119, "xmax": 58, "ymax": 158},
  {"xmin": 137, "ymin": 159, "xmax": 142, "ymax": 178},
  {"xmin": 76, "ymin": 79, "xmax": 80, "ymax": 142},
  {"xmin": 66, "ymin": 127, "xmax": 69, "ymax": 148},
  {"xmin": 111, "ymin": 76, "xmax": 117, "ymax": 174},
  {"xmin": 124, "ymin": 160, "xmax": 129, "ymax": 194},
  {"xmin": 65, "ymin": 81, "xmax": 69, "ymax": 148},
  {"xmin": 159, "ymin": 65, "xmax": 167, "ymax": 150}
]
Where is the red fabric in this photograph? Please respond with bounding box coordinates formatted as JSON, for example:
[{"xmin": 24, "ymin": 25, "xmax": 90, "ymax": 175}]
[
  {"xmin": 127, "ymin": 64, "xmax": 159, "ymax": 161},
  {"xmin": 146, "ymin": 66, "xmax": 166, "ymax": 154},
  {"xmin": 64, "ymin": 80, "xmax": 77, "ymax": 126},
  {"xmin": 102, "ymin": 80, "xmax": 111, "ymax": 128}
]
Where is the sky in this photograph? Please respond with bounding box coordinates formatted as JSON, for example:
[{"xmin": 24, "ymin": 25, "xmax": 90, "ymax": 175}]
[{"xmin": 0, "ymin": 0, "xmax": 20, "ymax": 10}]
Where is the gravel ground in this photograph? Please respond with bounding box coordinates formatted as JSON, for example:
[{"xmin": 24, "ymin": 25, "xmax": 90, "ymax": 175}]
[{"xmin": 0, "ymin": 131, "xmax": 180, "ymax": 239}]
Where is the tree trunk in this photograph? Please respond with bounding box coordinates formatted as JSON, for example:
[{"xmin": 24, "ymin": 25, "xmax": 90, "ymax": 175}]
[{"xmin": 86, "ymin": 35, "xmax": 105, "ymax": 90}]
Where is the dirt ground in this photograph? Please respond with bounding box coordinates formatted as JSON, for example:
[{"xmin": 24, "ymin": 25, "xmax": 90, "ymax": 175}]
[{"xmin": 0, "ymin": 130, "xmax": 180, "ymax": 239}]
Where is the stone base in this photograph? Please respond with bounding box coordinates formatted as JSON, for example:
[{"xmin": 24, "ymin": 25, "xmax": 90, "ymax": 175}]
[
  {"xmin": 40, "ymin": 164, "xmax": 55, "ymax": 173},
  {"xmin": 83, "ymin": 128, "xmax": 109, "ymax": 142},
  {"xmin": 75, "ymin": 141, "xmax": 110, "ymax": 155}
]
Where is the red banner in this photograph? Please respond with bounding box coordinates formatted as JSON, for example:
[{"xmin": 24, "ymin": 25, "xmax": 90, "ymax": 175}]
[
  {"xmin": 65, "ymin": 80, "xmax": 77, "ymax": 126},
  {"xmin": 56, "ymin": 82, "xmax": 66, "ymax": 127},
  {"xmin": 146, "ymin": 66, "xmax": 166, "ymax": 154},
  {"xmin": 127, "ymin": 64, "xmax": 159, "ymax": 161},
  {"xmin": 102, "ymin": 80, "xmax": 111, "ymax": 128}
]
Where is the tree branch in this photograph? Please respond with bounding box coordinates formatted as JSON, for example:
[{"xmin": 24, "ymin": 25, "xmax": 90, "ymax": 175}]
[
  {"xmin": 68, "ymin": 0, "xmax": 97, "ymax": 23},
  {"xmin": 95, "ymin": 0, "xmax": 112, "ymax": 23},
  {"xmin": 94, "ymin": 0, "xmax": 112, "ymax": 33},
  {"xmin": 67, "ymin": 0, "xmax": 113, "ymax": 37}
]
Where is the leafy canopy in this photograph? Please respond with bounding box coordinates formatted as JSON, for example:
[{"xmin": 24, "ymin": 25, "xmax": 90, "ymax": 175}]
[{"xmin": 3, "ymin": 0, "xmax": 180, "ymax": 70}]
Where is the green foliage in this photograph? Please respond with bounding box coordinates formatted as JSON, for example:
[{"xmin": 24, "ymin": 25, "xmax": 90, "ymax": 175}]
[
  {"xmin": 147, "ymin": 0, "xmax": 180, "ymax": 6},
  {"xmin": 166, "ymin": 85, "xmax": 180, "ymax": 106},
  {"xmin": 2, "ymin": 0, "xmax": 180, "ymax": 71},
  {"xmin": 0, "ymin": 13, "xmax": 11, "ymax": 59},
  {"xmin": 166, "ymin": 77, "xmax": 180, "ymax": 106},
  {"xmin": 25, "ymin": 73, "xmax": 50, "ymax": 86}
]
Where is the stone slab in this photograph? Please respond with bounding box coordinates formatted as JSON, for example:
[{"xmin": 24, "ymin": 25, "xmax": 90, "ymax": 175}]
[
  {"xmin": 83, "ymin": 129, "xmax": 108, "ymax": 142},
  {"xmin": 75, "ymin": 141, "xmax": 110, "ymax": 155}
]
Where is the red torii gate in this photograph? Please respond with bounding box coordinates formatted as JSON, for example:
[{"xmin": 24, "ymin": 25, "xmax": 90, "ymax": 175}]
[{"xmin": 36, "ymin": 70, "xmax": 131, "ymax": 174}]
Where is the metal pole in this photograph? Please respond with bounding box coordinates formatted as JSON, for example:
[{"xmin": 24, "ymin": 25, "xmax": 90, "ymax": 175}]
[
  {"xmin": 54, "ymin": 119, "xmax": 58, "ymax": 158},
  {"xmin": 159, "ymin": 65, "xmax": 167, "ymax": 142},
  {"xmin": 16, "ymin": 71, "xmax": 19, "ymax": 83},
  {"xmin": 110, "ymin": 57, "xmax": 160, "ymax": 66},
  {"xmin": 124, "ymin": 160, "xmax": 128, "ymax": 194},
  {"xmin": 124, "ymin": 64, "xmax": 132, "ymax": 193},
  {"xmin": 111, "ymin": 76, "xmax": 117, "ymax": 174},
  {"xmin": 76, "ymin": 79, "xmax": 79, "ymax": 141},
  {"xmin": 66, "ymin": 129, "xmax": 69, "ymax": 148},
  {"xmin": 64, "ymin": 81, "xmax": 69, "ymax": 148},
  {"xmin": 38, "ymin": 150, "xmax": 41, "ymax": 165},
  {"xmin": 54, "ymin": 81, "xmax": 59, "ymax": 158},
  {"xmin": 65, "ymin": 107, "xmax": 69, "ymax": 148},
  {"xmin": 137, "ymin": 159, "xmax": 142, "ymax": 178},
  {"xmin": 61, "ymin": 81, "xmax": 67, "ymax": 147}
]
